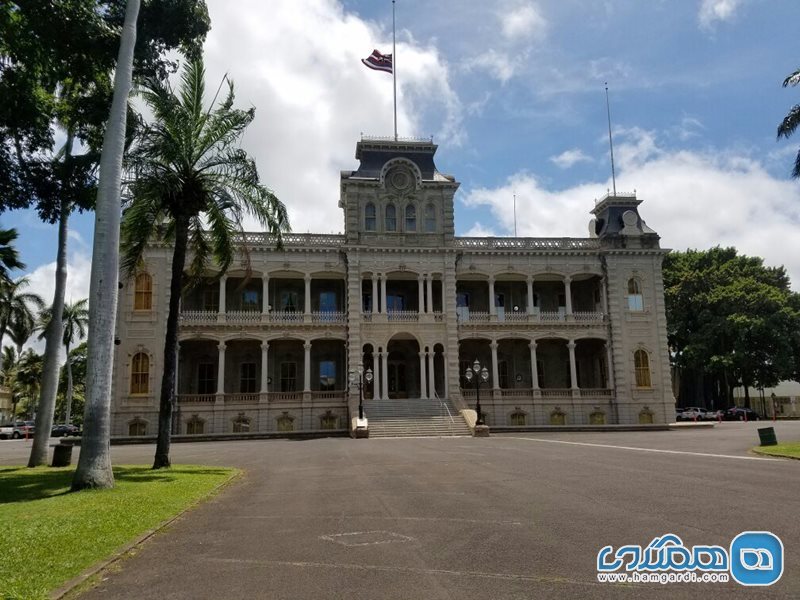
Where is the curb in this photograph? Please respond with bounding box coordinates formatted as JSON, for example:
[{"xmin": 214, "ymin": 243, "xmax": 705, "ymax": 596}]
[
  {"xmin": 49, "ymin": 468, "xmax": 243, "ymax": 600},
  {"xmin": 751, "ymin": 447, "xmax": 800, "ymax": 461}
]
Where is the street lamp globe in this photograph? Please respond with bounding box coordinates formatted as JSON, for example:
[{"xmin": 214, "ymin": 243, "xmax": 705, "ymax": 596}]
[
  {"xmin": 464, "ymin": 367, "xmax": 474, "ymax": 382},
  {"xmin": 480, "ymin": 367, "xmax": 489, "ymax": 382},
  {"xmin": 365, "ymin": 367, "xmax": 373, "ymax": 384},
  {"xmin": 472, "ymin": 358, "xmax": 481, "ymax": 373}
]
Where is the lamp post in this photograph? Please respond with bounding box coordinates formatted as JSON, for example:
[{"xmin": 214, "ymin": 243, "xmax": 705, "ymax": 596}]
[
  {"xmin": 464, "ymin": 358, "xmax": 490, "ymax": 426},
  {"xmin": 349, "ymin": 366, "xmax": 373, "ymax": 420}
]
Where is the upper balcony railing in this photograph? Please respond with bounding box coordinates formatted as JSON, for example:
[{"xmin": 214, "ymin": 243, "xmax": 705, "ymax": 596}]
[
  {"xmin": 230, "ymin": 232, "xmax": 345, "ymax": 247},
  {"xmin": 454, "ymin": 237, "xmax": 600, "ymax": 250},
  {"xmin": 179, "ymin": 309, "xmax": 346, "ymax": 326},
  {"xmin": 457, "ymin": 309, "xmax": 604, "ymax": 325}
]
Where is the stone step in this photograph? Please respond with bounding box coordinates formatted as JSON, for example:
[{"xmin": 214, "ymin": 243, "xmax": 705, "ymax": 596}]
[{"xmin": 366, "ymin": 396, "xmax": 472, "ymax": 438}]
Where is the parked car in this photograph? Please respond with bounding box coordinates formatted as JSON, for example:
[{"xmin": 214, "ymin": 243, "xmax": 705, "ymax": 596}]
[
  {"xmin": 11, "ymin": 421, "xmax": 35, "ymax": 439},
  {"xmin": 51, "ymin": 424, "xmax": 81, "ymax": 437},
  {"xmin": 677, "ymin": 407, "xmax": 707, "ymax": 421},
  {"xmin": 725, "ymin": 407, "xmax": 760, "ymax": 421},
  {"xmin": 0, "ymin": 423, "xmax": 13, "ymax": 439},
  {"xmin": 704, "ymin": 410, "xmax": 725, "ymax": 421}
]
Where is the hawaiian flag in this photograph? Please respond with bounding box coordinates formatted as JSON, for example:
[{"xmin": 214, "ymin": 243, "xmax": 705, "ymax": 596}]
[{"xmin": 362, "ymin": 49, "xmax": 393, "ymax": 74}]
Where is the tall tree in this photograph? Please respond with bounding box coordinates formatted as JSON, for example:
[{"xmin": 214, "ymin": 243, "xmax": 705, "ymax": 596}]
[
  {"xmin": 70, "ymin": 0, "xmax": 140, "ymax": 486},
  {"xmin": 778, "ymin": 66, "xmax": 800, "ymax": 177},
  {"xmin": 664, "ymin": 247, "xmax": 800, "ymax": 410},
  {"xmin": 0, "ymin": 276, "xmax": 44, "ymax": 353},
  {"xmin": 14, "ymin": 348, "xmax": 42, "ymax": 419},
  {"xmin": 122, "ymin": 58, "xmax": 288, "ymax": 469},
  {"xmin": 38, "ymin": 298, "xmax": 89, "ymax": 425}
]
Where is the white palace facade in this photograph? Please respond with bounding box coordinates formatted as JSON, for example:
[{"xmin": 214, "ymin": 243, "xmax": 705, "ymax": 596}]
[{"xmin": 111, "ymin": 137, "xmax": 675, "ymax": 437}]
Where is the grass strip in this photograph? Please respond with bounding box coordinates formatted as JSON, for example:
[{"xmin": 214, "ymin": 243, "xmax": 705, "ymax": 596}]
[{"xmin": 0, "ymin": 464, "xmax": 239, "ymax": 599}]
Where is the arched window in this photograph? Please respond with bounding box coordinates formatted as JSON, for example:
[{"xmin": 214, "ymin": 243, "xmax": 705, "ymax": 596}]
[
  {"xmin": 130, "ymin": 352, "xmax": 149, "ymax": 395},
  {"xmin": 128, "ymin": 419, "xmax": 147, "ymax": 436},
  {"xmin": 364, "ymin": 202, "xmax": 376, "ymax": 231},
  {"xmin": 627, "ymin": 278, "xmax": 643, "ymax": 311},
  {"xmin": 510, "ymin": 411, "xmax": 526, "ymax": 426},
  {"xmin": 634, "ymin": 349, "xmax": 651, "ymax": 388},
  {"xmin": 385, "ymin": 203, "xmax": 397, "ymax": 231},
  {"xmin": 405, "ymin": 204, "xmax": 416, "ymax": 232},
  {"xmin": 186, "ymin": 416, "xmax": 205, "ymax": 435},
  {"xmin": 232, "ymin": 413, "xmax": 251, "ymax": 433},
  {"xmin": 424, "ymin": 203, "xmax": 436, "ymax": 232},
  {"xmin": 134, "ymin": 272, "xmax": 153, "ymax": 311},
  {"xmin": 276, "ymin": 412, "xmax": 295, "ymax": 432}
]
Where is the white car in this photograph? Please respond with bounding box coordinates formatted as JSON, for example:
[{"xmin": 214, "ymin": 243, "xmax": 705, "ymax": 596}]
[
  {"xmin": 0, "ymin": 423, "xmax": 14, "ymax": 439},
  {"xmin": 678, "ymin": 407, "xmax": 707, "ymax": 421}
]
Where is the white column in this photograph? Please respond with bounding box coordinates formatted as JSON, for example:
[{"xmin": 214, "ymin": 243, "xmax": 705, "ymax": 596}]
[
  {"xmin": 381, "ymin": 350, "xmax": 389, "ymax": 399},
  {"xmin": 526, "ymin": 277, "xmax": 534, "ymax": 314},
  {"xmin": 218, "ymin": 275, "xmax": 227, "ymax": 316},
  {"xmin": 303, "ymin": 341, "xmax": 312, "ymax": 392},
  {"xmin": 380, "ymin": 274, "xmax": 388, "ymax": 313},
  {"xmin": 490, "ymin": 340, "xmax": 499, "ymax": 389},
  {"xmin": 371, "ymin": 274, "xmax": 378, "ymax": 313},
  {"xmin": 564, "ymin": 276, "xmax": 573, "ymax": 317},
  {"xmin": 262, "ymin": 275, "xmax": 270, "ymax": 314},
  {"xmin": 427, "ymin": 274, "xmax": 434, "ymax": 313},
  {"xmin": 600, "ymin": 277, "xmax": 608, "ymax": 314},
  {"xmin": 304, "ymin": 275, "xmax": 312, "ymax": 315},
  {"xmin": 604, "ymin": 342, "xmax": 615, "ymax": 390},
  {"xmin": 443, "ymin": 352, "xmax": 449, "ymax": 399},
  {"xmin": 568, "ymin": 340, "xmax": 578, "ymax": 389},
  {"xmin": 418, "ymin": 275, "xmax": 425, "ymax": 314},
  {"xmin": 261, "ymin": 342, "xmax": 269, "ymax": 392},
  {"xmin": 216, "ymin": 341, "xmax": 226, "ymax": 395},
  {"xmin": 419, "ymin": 352, "xmax": 428, "ymax": 399},
  {"xmin": 488, "ymin": 277, "xmax": 496, "ymax": 317},
  {"xmin": 374, "ymin": 351, "xmax": 383, "ymax": 400},
  {"xmin": 427, "ymin": 351, "xmax": 435, "ymax": 398},
  {"xmin": 530, "ymin": 341, "xmax": 539, "ymax": 390}
]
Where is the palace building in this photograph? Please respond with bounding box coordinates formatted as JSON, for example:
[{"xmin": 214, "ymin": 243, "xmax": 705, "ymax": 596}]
[{"xmin": 111, "ymin": 137, "xmax": 674, "ymax": 437}]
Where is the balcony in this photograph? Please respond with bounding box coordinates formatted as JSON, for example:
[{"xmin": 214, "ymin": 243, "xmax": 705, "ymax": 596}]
[
  {"xmin": 456, "ymin": 309, "xmax": 605, "ymax": 326},
  {"xmin": 179, "ymin": 309, "xmax": 346, "ymax": 327}
]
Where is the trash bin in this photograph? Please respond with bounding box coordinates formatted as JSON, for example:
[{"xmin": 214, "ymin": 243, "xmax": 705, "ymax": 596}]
[
  {"xmin": 51, "ymin": 441, "xmax": 74, "ymax": 467},
  {"xmin": 757, "ymin": 427, "xmax": 778, "ymax": 447}
]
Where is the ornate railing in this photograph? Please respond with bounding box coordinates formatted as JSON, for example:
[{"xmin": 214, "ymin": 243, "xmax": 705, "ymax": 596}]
[
  {"xmin": 540, "ymin": 389, "xmax": 572, "ymax": 398},
  {"xmin": 579, "ymin": 388, "xmax": 613, "ymax": 398},
  {"xmin": 361, "ymin": 312, "xmax": 373, "ymax": 322},
  {"xmin": 311, "ymin": 311, "xmax": 346, "ymax": 324},
  {"xmin": 180, "ymin": 310, "xmax": 217, "ymax": 323},
  {"xmin": 467, "ymin": 311, "xmax": 490, "ymax": 322},
  {"xmin": 268, "ymin": 391, "xmax": 302, "ymax": 402},
  {"xmin": 499, "ymin": 388, "xmax": 534, "ymax": 397},
  {"xmin": 454, "ymin": 237, "xmax": 600, "ymax": 250},
  {"xmin": 269, "ymin": 310, "xmax": 304, "ymax": 323},
  {"xmin": 311, "ymin": 390, "xmax": 346, "ymax": 400},
  {"xmin": 432, "ymin": 311, "xmax": 444, "ymax": 322},
  {"xmin": 225, "ymin": 393, "xmax": 260, "ymax": 404},
  {"xmin": 231, "ymin": 232, "xmax": 345, "ymax": 247},
  {"xmin": 501, "ymin": 311, "xmax": 528, "ymax": 322},
  {"xmin": 226, "ymin": 310, "xmax": 261, "ymax": 324},
  {"xmin": 538, "ymin": 311, "xmax": 565, "ymax": 322},
  {"xmin": 387, "ymin": 310, "xmax": 419, "ymax": 322},
  {"xmin": 572, "ymin": 311, "xmax": 604, "ymax": 322},
  {"xmin": 177, "ymin": 394, "xmax": 216, "ymax": 404}
]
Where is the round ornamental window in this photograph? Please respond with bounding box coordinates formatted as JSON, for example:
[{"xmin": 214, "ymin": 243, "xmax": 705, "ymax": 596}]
[{"xmin": 389, "ymin": 169, "xmax": 413, "ymax": 193}]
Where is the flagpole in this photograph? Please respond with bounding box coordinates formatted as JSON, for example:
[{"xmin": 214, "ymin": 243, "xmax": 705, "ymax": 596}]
[
  {"xmin": 604, "ymin": 82, "xmax": 617, "ymax": 196},
  {"xmin": 392, "ymin": 0, "xmax": 397, "ymax": 141}
]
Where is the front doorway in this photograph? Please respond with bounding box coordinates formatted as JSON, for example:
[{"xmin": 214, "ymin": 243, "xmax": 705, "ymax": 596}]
[
  {"xmin": 386, "ymin": 335, "xmax": 421, "ymax": 399},
  {"xmin": 387, "ymin": 361, "xmax": 408, "ymax": 398}
]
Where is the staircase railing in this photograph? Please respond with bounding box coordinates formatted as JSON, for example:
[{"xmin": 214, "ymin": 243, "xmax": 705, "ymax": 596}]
[{"xmin": 435, "ymin": 391, "xmax": 455, "ymax": 437}]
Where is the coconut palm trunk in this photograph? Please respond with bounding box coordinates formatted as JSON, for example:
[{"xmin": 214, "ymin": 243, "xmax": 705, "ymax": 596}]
[
  {"xmin": 64, "ymin": 341, "xmax": 74, "ymax": 425},
  {"xmin": 72, "ymin": 0, "xmax": 140, "ymax": 490},
  {"xmin": 28, "ymin": 197, "xmax": 69, "ymax": 467},
  {"xmin": 153, "ymin": 213, "xmax": 189, "ymax": 468}
]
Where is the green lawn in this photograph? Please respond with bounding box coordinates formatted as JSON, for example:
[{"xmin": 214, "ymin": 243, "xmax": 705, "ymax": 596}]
[
  {"xmin": 753, "ymin": 442, "xmax": 800, "ymax": 459},
  {"xmin": 0, "ymin": 464, "xmax": 239, "ymax": 600}
]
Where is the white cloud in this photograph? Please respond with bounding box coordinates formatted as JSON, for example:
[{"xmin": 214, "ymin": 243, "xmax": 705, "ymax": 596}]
[
  {"xmin": 550, "ymin": 148, "xmax": 593, "ymax": 169},
  {"xmin": 201, "ymin": 0, "xmax": 463, "ymax": 235},
  {"xmin": 464, "ymin": 222, "xmax": 499, "ymax": 237},
  {"xmin": 463, "ymin": 49, "xmax": 519, "ymax": 84},
  {"xmin": 699, "ymin": 0, "xmax": 745, "ymax": 29},
  {"xmin": 500, "ymin": 2, "xmax": 547, "ymax": 41},
  {"xmin": 463, "ymin": 129, "xmax": 800, "ymax": 289}
]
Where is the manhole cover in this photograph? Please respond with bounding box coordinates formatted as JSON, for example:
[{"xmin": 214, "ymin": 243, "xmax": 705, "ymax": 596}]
[{"xmin": 320, "ymin": 530, "xmax": 416, "ymax": 547}]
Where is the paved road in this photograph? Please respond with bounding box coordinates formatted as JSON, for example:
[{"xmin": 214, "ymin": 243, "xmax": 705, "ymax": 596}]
[{"xmin": 2, "ymin": 422, "xmax": 799, "ymax": 599}]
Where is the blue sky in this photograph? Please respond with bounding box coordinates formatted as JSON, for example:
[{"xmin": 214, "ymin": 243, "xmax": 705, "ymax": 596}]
[{"xmin": 5, "ymin": 0, "xmax": 800, "ymax": 309}]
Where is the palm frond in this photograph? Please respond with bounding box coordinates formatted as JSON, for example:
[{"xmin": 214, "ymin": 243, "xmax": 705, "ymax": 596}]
[
  {"xmin": 783, "ymin": 68, "xmax": 800, "ymax": 87},
  {"xmin": 777, "ymin": 105, "xmax": 800, "ymax": 139}
]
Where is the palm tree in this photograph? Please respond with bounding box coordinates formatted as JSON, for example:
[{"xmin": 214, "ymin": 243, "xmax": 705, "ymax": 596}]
[
  {"xmin": 0, "ymin": 227, "xmax": 25, "ymax": 283},
  {"xmin": 38, "ymin": 298, "xmax": 89, "ymax": 425},
  {"xmin": 8, "ymin": 310, "xmax": 37, "ymax": 356},
  {"xmin": 0, "ymin": 277, "xmax": 45, "ymax": 353},
  {"xmin": 777, "ymin": 67, "xmax": 800, "ymax": 177},
  {"xmin": 121, "ymin": 58, "xmax": 288, "ymax": 469},
  {"xmin": 72, "ymin": 0, "xmax": 140, "ymax": 489},
  {"xmin": 15, "ymin": 349, "xmax": 43, "ymax": 420}
]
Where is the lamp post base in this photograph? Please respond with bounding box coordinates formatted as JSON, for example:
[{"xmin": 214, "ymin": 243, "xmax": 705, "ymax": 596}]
[{"xmin": 473, "ymin": 424, "xmax": 490, "ymax": 437}]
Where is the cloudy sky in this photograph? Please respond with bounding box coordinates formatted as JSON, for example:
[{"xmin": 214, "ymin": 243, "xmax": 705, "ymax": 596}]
[{"xmin": 5, "ymin": 0, "xmax": 800, "ymax": 326}]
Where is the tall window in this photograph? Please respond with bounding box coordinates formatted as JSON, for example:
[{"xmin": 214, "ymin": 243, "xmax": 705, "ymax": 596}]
[
  {"xmin": 365, "ymin": 202, "xmax": 376, "ymax": 231},
  {"xmin": 241, "ymin": 289, "xmax": 259, "ymax": 310},
  {"xmin": 280, "ymin": 362, "xmax": 297, "ymax": 392},
  {"xmin": 280, "ymin": 291, "xmax": 299, "ymax": 311},
  {"xmin": 405, "ymin": 204, "xmax": 416, "ymax": 232},
  {"xmin": 240, "ymin": 362, "xmax": 257, "ymax": 393},
  {"xmin": 634, "ymin": 349, "xmax": 651, "ymax": 388},
  {"xmin": 134, "ymin": 273, "xmax": 153, "ymax": 311},
  {"xmin": 425, "ymin": 203, "xmax": 436, "ymax": 232},
  {"xmin": 198, "ymin": 363, "xmax": 216, "ymax": 394},
  {"xmin": 186, "ymin": 417, "xmax": 205, "ymax": 435},
  {"xmin": 319, "ymin": 360, "xmax": 336, "ymax": 390},
  {"xmin": 129, "ymin": 420, "xmax": 147, "ymax": 436},
  {"xmin": 628, "ymin": 278, "xmax": 644, "ymax": 311},
  {"xmin": 202, "ymin": 287, "xmax": 219, "ymax": 311},
  {"xmin": 385, "ymin": 203, "xmax": 397, "ymax": 231},
  {"xmin": 130, "ymin": 352, "xmax": 149, "ymax": 395}
]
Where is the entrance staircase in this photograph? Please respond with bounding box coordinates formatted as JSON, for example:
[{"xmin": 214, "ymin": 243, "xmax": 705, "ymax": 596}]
[{"xmin": 366, "ymin": 396, "xmax": 472, "ymax": 438}]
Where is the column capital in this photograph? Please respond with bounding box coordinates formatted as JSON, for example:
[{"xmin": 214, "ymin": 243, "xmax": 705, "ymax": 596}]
[
  {"xmin": 261, "ymin": 341, "xmax": 269, "ymax": 351},
  {"xmin": 567, "ymin": 339, "xmax": 576, "ymax": 349},
  {"xmin": 529, "ymin": 340, "xmax": 537, "ymax": 350},
  {"xmin": 564, "ymin": 275, "xmax": 572, "ymax": 284},
  {"xmin": 490, "ymin": 340, "xmax": 499, "ymax": 350},
  {"xmin": 303, "ymin": 340, "xmax": 312, "ymax": 350},
  {"xmin": 304, "ymin": 273, "xmax": 312, "ymax": 281},
  {"xmin": 217, "ymin": 341, "xmax": 226, "ymax": 351},
  {"xmin": 219, "ymin": 273, "xmax": 228, "ymax": 281}
]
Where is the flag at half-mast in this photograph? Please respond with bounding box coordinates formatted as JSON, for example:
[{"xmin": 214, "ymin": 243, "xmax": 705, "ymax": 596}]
[{"xmin": 362, "ymin": 49, "xmax": 393, "ymax": 73}]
